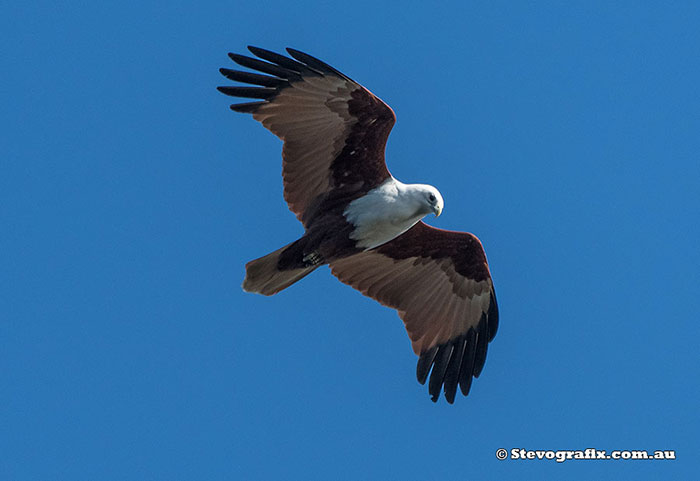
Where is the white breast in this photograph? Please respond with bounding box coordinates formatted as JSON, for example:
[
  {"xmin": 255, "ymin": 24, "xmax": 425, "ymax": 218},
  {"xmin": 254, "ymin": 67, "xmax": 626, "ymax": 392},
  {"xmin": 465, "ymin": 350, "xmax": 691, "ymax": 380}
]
[{"xmin": 344, "ymin": 178, "xmax": 426, "ymax": 250}]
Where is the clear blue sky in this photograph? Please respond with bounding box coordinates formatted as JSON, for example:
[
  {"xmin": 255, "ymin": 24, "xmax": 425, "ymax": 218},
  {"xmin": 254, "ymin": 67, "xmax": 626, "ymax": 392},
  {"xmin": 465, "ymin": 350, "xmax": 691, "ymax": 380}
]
[{"xmin": 2, "ymin": 1, "xmax": 699, "ymax": 479}]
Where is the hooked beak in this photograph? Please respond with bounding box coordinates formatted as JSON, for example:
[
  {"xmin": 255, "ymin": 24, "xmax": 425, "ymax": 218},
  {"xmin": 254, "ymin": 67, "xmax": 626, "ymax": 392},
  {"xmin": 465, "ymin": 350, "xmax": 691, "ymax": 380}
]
[{"xmin": 434, "ymin": 205, "xmax": 442, "ymax": 217}]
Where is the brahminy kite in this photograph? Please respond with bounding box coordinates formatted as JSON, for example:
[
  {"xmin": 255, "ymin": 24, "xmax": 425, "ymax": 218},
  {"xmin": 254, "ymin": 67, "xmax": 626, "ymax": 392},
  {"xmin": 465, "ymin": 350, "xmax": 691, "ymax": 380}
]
[{"xmin": 218, "ymin": 46, "xmax": 499, "ymax": 403}]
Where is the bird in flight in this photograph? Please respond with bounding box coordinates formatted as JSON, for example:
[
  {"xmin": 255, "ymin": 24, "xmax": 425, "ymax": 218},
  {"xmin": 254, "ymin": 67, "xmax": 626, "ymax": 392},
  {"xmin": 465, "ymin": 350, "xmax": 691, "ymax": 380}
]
[{"xmin": 218, "ymin": 46, "xmax": 498, "ymax": 403}]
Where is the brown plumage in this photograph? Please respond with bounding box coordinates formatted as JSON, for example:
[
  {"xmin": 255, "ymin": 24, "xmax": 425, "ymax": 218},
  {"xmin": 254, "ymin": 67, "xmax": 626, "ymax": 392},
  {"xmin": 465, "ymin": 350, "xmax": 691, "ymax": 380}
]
[
  {"xmin": 219, "ymin": 46, "xmax": 395, "ymax": 226},
  {"xmin": 330, "ymin": 222, "xmax": 498, "ymax": 403}
]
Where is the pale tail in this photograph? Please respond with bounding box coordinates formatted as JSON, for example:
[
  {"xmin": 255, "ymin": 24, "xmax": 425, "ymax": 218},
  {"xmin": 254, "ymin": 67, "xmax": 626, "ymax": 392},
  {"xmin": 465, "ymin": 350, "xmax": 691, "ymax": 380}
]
[{"xmin": 242, "ymin": 243, "xmax": 319, "ymax": 296}]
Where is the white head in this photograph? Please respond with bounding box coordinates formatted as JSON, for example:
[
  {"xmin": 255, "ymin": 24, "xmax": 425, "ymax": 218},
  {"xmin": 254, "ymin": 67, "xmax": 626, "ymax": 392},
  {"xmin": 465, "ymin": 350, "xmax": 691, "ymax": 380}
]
[
  {"xmin": 343, "ymin": 178, "xmax": 445, "ymax": 249},
  {"xmin": 405, "ymin": 183, "xmax": 444, "ymax": 218}
]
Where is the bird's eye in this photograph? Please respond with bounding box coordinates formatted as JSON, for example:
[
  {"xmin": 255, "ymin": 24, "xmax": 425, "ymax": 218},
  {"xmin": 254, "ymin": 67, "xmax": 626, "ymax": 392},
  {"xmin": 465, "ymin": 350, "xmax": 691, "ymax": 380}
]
[{"xmin": 428, "ymin": 193, "xmax": 436, "ymax": 202}]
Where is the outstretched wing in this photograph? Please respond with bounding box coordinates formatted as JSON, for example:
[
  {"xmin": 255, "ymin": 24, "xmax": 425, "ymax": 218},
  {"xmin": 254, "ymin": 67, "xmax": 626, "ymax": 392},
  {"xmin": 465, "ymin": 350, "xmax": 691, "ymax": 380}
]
[
  {"xmin": 329, "ymin": 222, "xmax": 499, "ymax": 404},
  {"xmin": 218, "ymin": 46, "xmax": 396, "ymax": 225}
]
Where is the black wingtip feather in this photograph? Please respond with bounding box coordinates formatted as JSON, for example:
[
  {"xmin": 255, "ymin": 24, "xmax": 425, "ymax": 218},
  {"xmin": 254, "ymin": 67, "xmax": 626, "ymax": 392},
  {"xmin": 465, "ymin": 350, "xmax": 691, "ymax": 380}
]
[
  {"xmin": 443, "ymin": 339, "xmax": 466, "ymax": 404},
  {"xmin": 217, "ymin": 86, "xmax": 277, "ymax": 100},
  {"xmin": 227, "ymin": 52, "xmax": 301, "ymax": 80},
  {"xmin": 488, "ymin": 291, "xmax": 499, "ymax": 342},
  {"xmin": 228, "ymin": 101, "xmax": 267, "ymax": 113},
  {"xmin": 248, "ymin": 46, "xmax": 301, "ymax": 71},
  {"xmin": 247, "ymin": 46, "xmax": 322, "ymax": 76},
  {"xmin": 473, "ymin": 315, "xmax": 489, "ymax": 378},
  {"xmin": 428, "ymin": 345, "xmax": 453, "ymax": 402},
  {"xmin": 458, "ymin": 329, "xmax": 477, "ymax": 396},
  {"xmin": 416, "ymin": 346, "xmax": 438, "ymax": 385},
  {"xmin": 286, "ymin": 48, "xmax": 351, "ymax": 80},
  {"xmin": 219, "ymin": 68, "xmax": 288, "ymax": 88}
]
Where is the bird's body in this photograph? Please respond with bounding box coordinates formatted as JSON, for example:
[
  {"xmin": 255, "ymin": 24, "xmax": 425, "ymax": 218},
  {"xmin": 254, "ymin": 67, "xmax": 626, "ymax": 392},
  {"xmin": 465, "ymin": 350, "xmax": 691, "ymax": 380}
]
[{"xmin": 219, "ymin": 46, "xmax": 498, "ymax": 403}]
